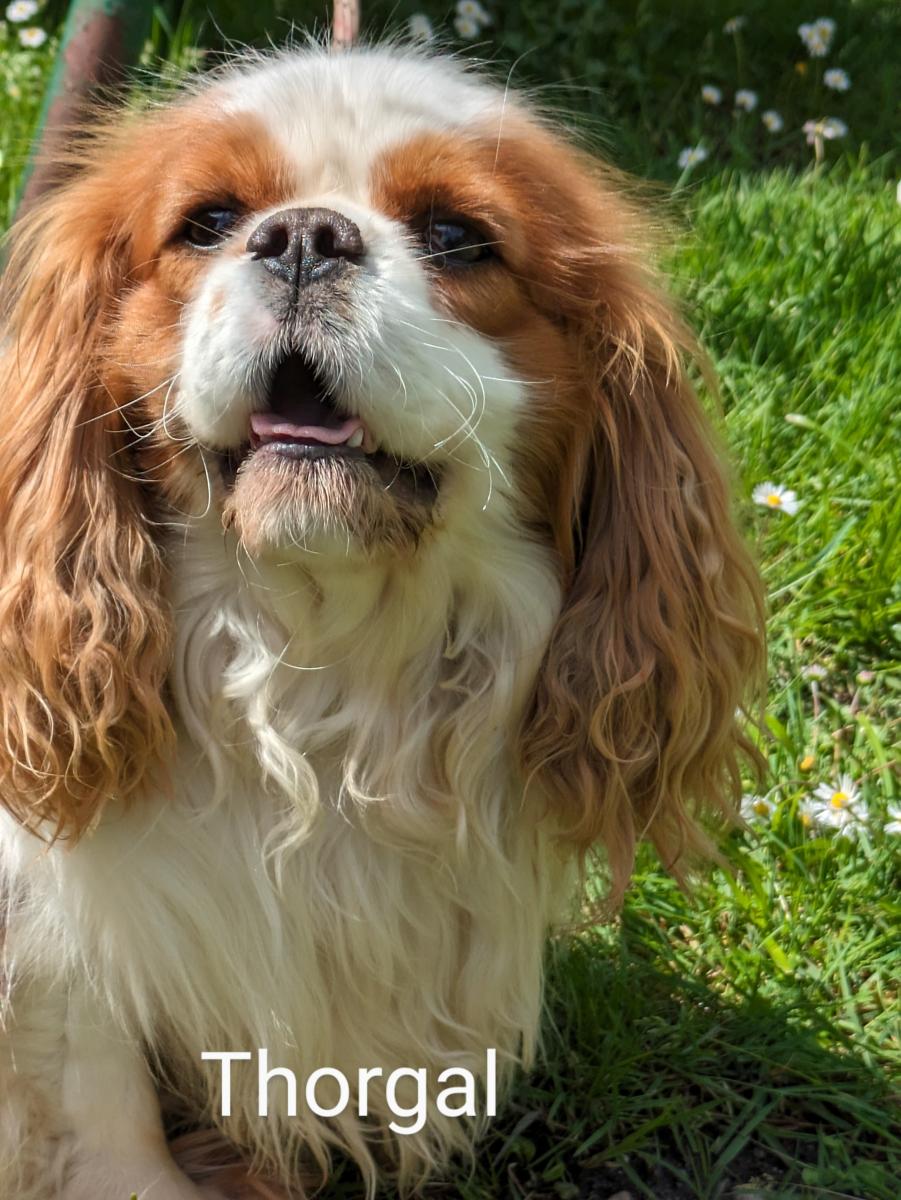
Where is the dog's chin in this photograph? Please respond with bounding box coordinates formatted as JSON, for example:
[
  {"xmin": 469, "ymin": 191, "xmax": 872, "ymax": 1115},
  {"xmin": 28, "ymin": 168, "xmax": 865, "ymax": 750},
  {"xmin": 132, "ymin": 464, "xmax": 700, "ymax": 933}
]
[{"xmin": 221, "ymin": 442, "xmax": 441, "ymax": 559}]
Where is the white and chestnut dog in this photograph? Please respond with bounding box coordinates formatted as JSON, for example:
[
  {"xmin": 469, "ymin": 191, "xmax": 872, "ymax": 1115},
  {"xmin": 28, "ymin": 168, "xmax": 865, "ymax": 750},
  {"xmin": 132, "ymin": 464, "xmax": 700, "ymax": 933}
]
[{"xmin": 0, "ymin": 44, "xmax": 763, "ymax": 1200}]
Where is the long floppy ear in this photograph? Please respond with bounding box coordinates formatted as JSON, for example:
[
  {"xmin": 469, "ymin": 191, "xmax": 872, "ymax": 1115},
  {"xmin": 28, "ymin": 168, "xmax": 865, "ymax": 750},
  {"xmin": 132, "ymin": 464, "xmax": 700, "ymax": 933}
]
[
  {"xmin": 0, "ymin": 166, "xmax": 172, "ymax": 839},
  {"xmin": 519, "ymin": 145, "xmax": 765, "ymax": 902}
]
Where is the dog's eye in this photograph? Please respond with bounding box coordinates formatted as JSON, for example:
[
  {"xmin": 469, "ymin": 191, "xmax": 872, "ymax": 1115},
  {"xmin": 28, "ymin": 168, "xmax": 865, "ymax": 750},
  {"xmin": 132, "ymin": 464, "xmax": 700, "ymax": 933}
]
[
  {"xmin": 425, "ymin": 219, "xmax": 495, "ymax": 267},
  {"xmin": 180, "ymin": 206, "xmax": 241, "ymax": 249}
]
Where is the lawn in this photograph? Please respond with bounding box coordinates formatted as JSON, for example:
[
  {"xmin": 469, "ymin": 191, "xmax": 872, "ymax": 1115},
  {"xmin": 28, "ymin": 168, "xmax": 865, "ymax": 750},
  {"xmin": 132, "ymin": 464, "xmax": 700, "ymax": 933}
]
[{"xmin": 1, "ymin": 1, "xmax": 898, "ymax": 1198}]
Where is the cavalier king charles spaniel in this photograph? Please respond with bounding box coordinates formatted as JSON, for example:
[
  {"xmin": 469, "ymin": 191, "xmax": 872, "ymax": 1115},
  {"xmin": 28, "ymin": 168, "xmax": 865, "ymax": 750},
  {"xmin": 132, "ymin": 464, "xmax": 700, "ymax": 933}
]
[{"xmin": 0, "ymin": 44, "xmax": 763, "ymax": 1200}]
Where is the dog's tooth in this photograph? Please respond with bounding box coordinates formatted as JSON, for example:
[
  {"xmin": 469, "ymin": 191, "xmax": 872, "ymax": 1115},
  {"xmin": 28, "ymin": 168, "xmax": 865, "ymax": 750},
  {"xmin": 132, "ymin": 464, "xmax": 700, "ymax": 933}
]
[{"xmin": 347, "ymin": 428, "xmax": 364, "ymax": 448}]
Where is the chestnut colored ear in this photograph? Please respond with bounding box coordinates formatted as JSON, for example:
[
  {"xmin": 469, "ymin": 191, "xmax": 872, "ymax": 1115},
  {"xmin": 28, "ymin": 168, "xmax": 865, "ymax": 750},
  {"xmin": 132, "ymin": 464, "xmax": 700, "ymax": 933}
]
[
  {"xmin": 518, "ymin": 149, "xmax": 765, "ymax": 902},
  {"xmin": 0, "ymin": 171, "xmax": 172, "ymax": 838}
]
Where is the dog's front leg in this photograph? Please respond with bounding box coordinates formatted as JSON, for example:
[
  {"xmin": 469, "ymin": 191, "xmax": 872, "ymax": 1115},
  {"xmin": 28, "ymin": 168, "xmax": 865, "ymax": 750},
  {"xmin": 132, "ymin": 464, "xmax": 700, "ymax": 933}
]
[
  {"xmin": 2, "ymin": 976, "xmax": 220, "ymax": 1200},
  {"xmin": 60, "ymin": 986, "xmax": 225, "ymax": 1200}
]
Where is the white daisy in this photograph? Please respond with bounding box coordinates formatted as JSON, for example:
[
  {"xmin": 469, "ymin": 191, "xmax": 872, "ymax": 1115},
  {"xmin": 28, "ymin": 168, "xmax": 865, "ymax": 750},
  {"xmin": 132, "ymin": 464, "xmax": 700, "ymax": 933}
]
[
  {"xmin": 407, "ymin": 13, "xmax": 434, "ymax": 42},
  {"xmin": 677, "ymin": 144, "xmax": 708, "ymax": 170},
  {"xmin": 752, "ymin": 482, "xmax": 799, "ymax": 515},
  {"xmin": 808, "ymin": 774, "xmax": 863, "ymax": 831},
  {"xmin": 803, "ymin": 119, "xmax": 820, "ymax": 143},
  {"xmin": 5, "ymin": 0, "xmax": 38, "ymax": 22},
  {"xmin": 798, "ymin": 18, "xmax": 835, "ymax": 57},
  {"xmin": 884, "ymin": 803, "xmax": 901, "ymax": 836},
  {"xmin": 804, "ymin": 116, "xmax": 848, "ymax": 143},
  {"xmin": 453, "ymin": 13, "xmax": 480, "ymax": 39},
  {"xmin": 17, "ymin": 23, "xmax": 45, "ymax": 46},
  {"xmin": 456, "ymin": 0, "xmax": 491, "ymax": 24},
  {"xmin": 741, "ymin": 793, "xmax": 773, "ymax": 822},
  {"xmin": 723, "ymin": 16, "xmax": 746, "ymax": 34},
  {"xmin": 802, "ymin": 663, "xmax": 828, "ymax": 680},
  {"xmin": 761, "ymin": 109, "xmax": 784, "ymax": 132},
  {"xmin": 701, "ymin": 85, "xmax": 723, "ymax": 105},
  {"xmin": 823, "ymin": 67, "xmax": 850, "ymax": 91},
  {"xmin": 735, "ymin": 89, "xmax": 758, "ymax": 112}
]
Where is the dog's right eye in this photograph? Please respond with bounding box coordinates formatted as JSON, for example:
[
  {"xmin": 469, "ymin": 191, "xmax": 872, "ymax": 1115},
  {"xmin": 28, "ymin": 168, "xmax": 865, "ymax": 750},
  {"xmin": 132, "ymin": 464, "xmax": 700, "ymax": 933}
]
[{"xmin": 180, "ymin": 206, "xmax": 242, "ymax": 249}]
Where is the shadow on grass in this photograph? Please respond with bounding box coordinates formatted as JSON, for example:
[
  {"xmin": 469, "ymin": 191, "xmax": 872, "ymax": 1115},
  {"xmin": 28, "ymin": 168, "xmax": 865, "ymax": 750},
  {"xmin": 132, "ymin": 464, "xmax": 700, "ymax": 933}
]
[{"xmin": 316, "ymin": 909, "xmax": 899, "ymax": 1200}]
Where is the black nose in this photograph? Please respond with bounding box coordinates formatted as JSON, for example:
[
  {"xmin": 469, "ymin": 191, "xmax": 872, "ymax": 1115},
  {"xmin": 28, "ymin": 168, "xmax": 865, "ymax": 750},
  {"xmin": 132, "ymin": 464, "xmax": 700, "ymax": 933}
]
[{"xmin": 246, "ymin": 207, "xmax": 364, "ymax": 287}]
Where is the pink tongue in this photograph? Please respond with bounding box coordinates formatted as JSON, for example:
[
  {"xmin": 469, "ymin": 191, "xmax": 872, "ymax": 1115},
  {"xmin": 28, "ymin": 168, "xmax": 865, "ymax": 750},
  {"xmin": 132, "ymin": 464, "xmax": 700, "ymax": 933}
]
[{"xmin": 250, "ymin": 411, "xmax": 365, "ymax": 447}]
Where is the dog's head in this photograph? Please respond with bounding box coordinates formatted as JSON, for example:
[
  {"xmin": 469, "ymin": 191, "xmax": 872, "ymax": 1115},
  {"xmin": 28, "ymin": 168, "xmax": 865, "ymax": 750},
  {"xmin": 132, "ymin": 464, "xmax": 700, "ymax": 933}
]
[{"xmin": 0, "ymin": 46, "xmax": 763, "ymax": 891}]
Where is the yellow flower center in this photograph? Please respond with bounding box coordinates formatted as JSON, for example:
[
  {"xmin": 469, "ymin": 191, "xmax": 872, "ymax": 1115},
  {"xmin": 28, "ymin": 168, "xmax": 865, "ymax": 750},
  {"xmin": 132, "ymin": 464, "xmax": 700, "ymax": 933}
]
[
  {"xmin": 799, "ymin": 755, "xmax": 815, "ymax": 771},
  {"xmin": 766, "ymin": 492, "xmax": 783, "ymax": 507},
  {"xmin": 753, "ymin": 801, "xmax": 770, "ymax": 817},
  {"xmin": 830, "ymin": 792, "xmax": 848, "ymax": 808}
]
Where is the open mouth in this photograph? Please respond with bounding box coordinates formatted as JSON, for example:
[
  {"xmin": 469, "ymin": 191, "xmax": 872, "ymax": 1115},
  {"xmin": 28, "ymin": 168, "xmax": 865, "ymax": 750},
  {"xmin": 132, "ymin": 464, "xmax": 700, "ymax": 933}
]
[
  {"xmin": 248, "ymin": 353, "xmax": 377, "ymax": 459},
  {"xmin": 219, "ymin": 351, "xmax": 441, "ymax": 505}
]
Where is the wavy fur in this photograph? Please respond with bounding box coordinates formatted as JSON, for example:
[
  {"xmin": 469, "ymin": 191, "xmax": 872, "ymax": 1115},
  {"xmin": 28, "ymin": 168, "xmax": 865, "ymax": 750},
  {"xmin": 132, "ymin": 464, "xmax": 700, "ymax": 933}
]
[{"xmin": 0, "ymin": 173, "xmax": 173, "ymax": 839}]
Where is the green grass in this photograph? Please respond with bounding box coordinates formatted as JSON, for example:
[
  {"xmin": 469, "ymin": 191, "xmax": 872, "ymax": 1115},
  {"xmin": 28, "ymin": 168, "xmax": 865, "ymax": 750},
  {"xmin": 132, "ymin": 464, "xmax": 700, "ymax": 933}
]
[{"xmin": 1, "ymin": 1, "xmax": 898, "ymax": 1197}]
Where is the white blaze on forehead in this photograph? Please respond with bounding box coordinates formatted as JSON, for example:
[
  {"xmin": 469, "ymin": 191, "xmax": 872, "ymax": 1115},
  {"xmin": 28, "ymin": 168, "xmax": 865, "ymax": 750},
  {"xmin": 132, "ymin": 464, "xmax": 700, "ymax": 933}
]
[{"xmin": 213, "ymin": 46, "xmax": 508, "ymax": 200}]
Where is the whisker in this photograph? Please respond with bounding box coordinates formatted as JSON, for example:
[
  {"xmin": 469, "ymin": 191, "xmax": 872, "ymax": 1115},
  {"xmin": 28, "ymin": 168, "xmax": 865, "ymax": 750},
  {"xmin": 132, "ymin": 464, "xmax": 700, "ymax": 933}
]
[
  {"xmin": 411, "ymin": 240, "xmax": 503, "ymax": 264},
  {"xmin": 76, "ymin": 373, "xmax": 181, "ymax": 428}
]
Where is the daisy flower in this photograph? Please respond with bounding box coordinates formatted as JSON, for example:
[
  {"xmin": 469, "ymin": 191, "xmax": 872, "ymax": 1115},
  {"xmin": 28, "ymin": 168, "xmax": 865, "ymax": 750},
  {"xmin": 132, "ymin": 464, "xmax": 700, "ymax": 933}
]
[
  {"xmin": 456, "ymin": 0, "xmax": 491, "ymax": 24},
  {"xmin": 407, "ymin": 13, "xmax": 434, "ymax": 42},
  {"xmin": 741, "ymin": 793, "xmax": 773, "ymax": 822},
  {"xmin": 796, "ymin": 798, "xmax": 817, "ymax": 829},
  {"xmin": 17, "ymin": 23, "xmax": 46, "ymax": 46},
  {"xmin": 798, "ymin": 18, "xmax": 836, "ymax": 57},
  {"xmin": 701, "ymin": 85, "xmax": 722, "ymax": 105},
  {"xmin": 677, "ymin": 145, "xmax": 708, "ymax": 170},
  {"xmin": 723, "ymin": 16, "xmax": 746, "ymax": 34},
  {"xmin": 761, "ymin": 109, "xmax": 784, "ymax": 133},
  {"xmin": 884, "ymin": 803, "xmax": 901, "ymax": 836},
  {"xmin": 808, "ymin": 773, "xmax": 863, "ymax": 832},
  {"xmin": 5, "ymin": 0, "xmax": 38, "ymax": 21},
  {"xmin": 823, "ymin": 68, "xmax": 850, "ymax": 91},
  {"xmin": 752, "ymin": 482, "xmax": 799, "ymax": 515},
  {"xmin": 802, "ymin": 663, "xmax": 828, "ymax": 680},
  {"xmin": 453, "ymin": 13, "xmax": 480, "ymax": 39},
  {"xmin": 735, "ymin": 89, "xmax": 758, "ymax": 112},
  {"xmin": 804, "ymin": 117, "xmax": 848, "ymax": 143}
]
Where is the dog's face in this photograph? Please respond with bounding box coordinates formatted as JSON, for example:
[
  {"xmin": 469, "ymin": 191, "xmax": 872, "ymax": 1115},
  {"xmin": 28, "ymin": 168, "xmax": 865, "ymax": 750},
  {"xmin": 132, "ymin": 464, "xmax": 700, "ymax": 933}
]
[
  {"xmin": 0, "ymin": 47, "xmax": 763, "ymax": 891},
  {"xmin": 98, "ymin": 51, "xmax": 591, "ymax": 558}
]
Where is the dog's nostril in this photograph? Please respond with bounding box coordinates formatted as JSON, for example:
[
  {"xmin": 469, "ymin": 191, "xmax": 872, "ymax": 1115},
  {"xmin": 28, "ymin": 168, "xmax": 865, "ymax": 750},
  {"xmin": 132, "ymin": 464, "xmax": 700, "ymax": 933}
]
[
  {"xmin": 248, "ymin": 221, "xmax": 289, "ymax": 261},
  {"xmin": 313, "ymin": 225, "xmax": 337, "ymax": 259},
  {"xmin": 266, "ymin": 225, "xmax": 290, "ymax": 258},
  {"xmin": 310, "ymin": 218, "xmax": 364, "ymax": 261}
]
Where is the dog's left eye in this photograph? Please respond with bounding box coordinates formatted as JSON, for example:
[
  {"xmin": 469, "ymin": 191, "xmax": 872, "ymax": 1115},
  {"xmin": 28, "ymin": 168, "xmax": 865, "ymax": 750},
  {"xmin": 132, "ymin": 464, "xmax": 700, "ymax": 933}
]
[
  {"xmin": 425, "ymin": 219, "xmax": 496, "ymax": 267},
  {"xmin": 180, "ymin": 206, "xmax": 242, "ymax": 249}
]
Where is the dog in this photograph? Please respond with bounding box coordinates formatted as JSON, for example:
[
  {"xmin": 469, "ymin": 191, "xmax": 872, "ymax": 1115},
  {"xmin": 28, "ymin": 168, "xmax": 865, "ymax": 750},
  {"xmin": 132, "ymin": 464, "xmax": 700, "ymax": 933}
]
[{"xmin": 0, "ymin": 42, "xmax": 763, "ymax": 1200}]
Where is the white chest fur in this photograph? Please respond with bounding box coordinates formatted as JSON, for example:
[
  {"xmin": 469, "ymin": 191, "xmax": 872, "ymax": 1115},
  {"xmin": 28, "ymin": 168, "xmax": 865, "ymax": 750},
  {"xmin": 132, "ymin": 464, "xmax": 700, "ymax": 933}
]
[{"xmin": 1, "ymin": 515, "xmax": 569, "ymax": 1189}]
